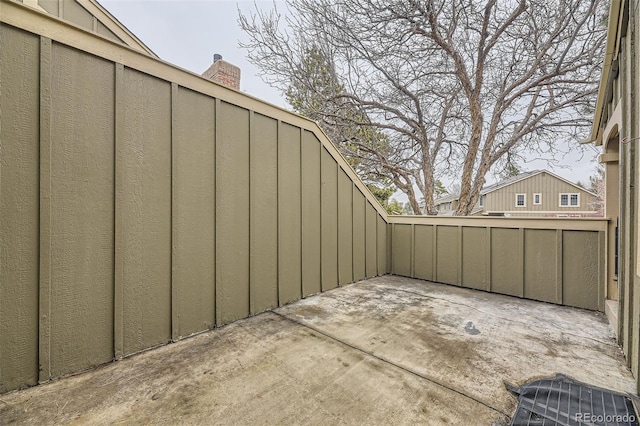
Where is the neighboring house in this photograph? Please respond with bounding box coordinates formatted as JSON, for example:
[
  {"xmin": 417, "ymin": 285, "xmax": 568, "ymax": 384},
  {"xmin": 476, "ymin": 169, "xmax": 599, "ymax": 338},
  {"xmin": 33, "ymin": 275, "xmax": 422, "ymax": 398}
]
[
  {"xmin": 434, "ymin": 170, "xmax": 599, "ymax": 217},
  {"xmin": 432, "ymin": 193, "xmax": 459, "ymax": 215},
  {"xmin": 21, "ymin": 0, "xmax": 157, "ymax": 57},
  {"xmin": 586, "ymin": 0, "xmax": 640, "ymax": 382}
]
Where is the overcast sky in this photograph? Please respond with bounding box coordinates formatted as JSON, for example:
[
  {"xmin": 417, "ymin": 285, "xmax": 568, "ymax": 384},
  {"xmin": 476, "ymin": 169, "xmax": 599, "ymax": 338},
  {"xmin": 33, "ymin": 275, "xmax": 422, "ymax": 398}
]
[
  {"xmin": 101, "ymin": 0, "xmax": 286, "ymax": 106},
  {"xmin": 100, "ymin": 0, "xmax": 601, "ymax": 198}
]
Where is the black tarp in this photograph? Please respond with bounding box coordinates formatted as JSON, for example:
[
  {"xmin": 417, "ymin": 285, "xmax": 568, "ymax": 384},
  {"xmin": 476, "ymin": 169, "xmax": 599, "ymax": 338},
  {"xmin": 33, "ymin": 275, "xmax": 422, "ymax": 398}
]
[{"xmin": 507, "ymin": 374, "xmax": 638, "ymax": 426}]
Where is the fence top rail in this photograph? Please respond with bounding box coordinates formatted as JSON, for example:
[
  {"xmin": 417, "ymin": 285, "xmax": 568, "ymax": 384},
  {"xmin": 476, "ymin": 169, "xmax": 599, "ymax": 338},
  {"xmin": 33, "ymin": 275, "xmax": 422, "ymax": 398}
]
[
  {"xmin": 0, "ymin": 0, "xmax": 390, "ymax": 219},
  {"xmin": 388, "ymin": 215, "xmax": 609, "ymax": 231}
]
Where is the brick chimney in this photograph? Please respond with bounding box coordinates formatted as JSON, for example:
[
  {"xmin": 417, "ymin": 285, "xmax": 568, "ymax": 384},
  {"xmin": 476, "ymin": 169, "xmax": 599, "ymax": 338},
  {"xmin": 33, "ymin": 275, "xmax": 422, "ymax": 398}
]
[{"xmin": 202, "ymin": 54, "xmax": 240, "ymax": 90}]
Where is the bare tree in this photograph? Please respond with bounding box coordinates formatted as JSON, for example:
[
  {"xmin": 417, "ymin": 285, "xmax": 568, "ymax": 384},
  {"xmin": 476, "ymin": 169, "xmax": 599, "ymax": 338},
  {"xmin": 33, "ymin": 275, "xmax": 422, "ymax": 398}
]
[
  {"xmin": 239, "ymin": 0, "xmax": 606, "ymax": 215},
  {"xmin": 588, "ymin": 164, "xmax": 605, "ymax": 216}
]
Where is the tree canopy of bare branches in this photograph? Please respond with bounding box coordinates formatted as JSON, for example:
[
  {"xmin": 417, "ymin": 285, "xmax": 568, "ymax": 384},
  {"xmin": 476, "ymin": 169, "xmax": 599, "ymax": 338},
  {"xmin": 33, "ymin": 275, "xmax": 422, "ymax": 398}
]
[{"xmin": 240, "ymin": 0, "xmax": 606, "ymax": 215}]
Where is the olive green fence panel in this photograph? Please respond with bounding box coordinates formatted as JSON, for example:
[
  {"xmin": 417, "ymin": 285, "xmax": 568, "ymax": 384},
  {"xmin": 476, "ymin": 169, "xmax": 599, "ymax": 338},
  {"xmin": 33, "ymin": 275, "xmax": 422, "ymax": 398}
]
[
  {"xmin": 301, "ymin": 129, "xmax": 321, "ymax": 298},
  {"xmin": 389, "ymin": 217, "xmax": 608, "ymax": 312},
  {"xmin": 0, "ymin": 2, "xmax": 389, "ymax": 393},
  {"xmin": 0, "ymin": 23, "xmax": 41, "ymax": 394}
]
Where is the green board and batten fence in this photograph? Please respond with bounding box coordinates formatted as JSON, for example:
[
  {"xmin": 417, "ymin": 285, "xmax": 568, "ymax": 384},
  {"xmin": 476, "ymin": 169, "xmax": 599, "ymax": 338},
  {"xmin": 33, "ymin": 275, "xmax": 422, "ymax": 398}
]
[
  {"xmin": 388, "ymin": 216, "xmax": 607, "ymax": 312},
  {"xmin": 0, "ymin": 0, "xmax": 609, "ymax": 394},
  {"xmin": 0, "ymin": 0, "xmax": 389, "ymax": 393}
]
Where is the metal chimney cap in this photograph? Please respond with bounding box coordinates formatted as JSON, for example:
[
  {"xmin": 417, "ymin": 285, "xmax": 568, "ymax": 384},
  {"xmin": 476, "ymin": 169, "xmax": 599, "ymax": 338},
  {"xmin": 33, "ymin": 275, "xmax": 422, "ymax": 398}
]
[{"xmin": 213, "ymin": 53, "xmax": 222, "ymax": 62}]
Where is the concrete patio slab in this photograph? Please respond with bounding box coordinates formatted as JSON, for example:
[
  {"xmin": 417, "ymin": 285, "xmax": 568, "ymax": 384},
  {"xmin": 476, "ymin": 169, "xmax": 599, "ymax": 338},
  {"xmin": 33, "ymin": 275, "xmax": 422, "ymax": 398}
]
[{"xmin": 0, "ymin": 277, "xmax": 635, "ymax": 425}]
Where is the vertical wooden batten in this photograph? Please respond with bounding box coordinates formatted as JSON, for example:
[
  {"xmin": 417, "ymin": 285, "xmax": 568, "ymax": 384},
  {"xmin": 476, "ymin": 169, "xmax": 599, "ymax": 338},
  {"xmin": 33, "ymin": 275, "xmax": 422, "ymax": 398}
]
[
  {"xmin": 518, "ymin": 228, "xmax": 525, "ymax": 298},
  {"xmin": 38, "ymin": 36, "xmax": 52, "ymax": 384},
  {"xmin": 170, "ymin": 83, "xmax": 178, "ymax": 341},
  {"xmin": 485, "ymin": 227, "xmax": 492, "ymax": 291},
  {"xmin": 113, "ymin": 62, "xmax": 124, "ymax": 359}
]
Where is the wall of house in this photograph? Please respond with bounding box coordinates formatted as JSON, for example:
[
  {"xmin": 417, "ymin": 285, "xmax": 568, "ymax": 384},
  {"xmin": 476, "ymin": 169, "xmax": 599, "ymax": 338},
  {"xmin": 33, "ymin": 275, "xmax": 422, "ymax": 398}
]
[
  {"xmin": 0, "ymin": 4, "xmax": 388, "ymax": 393},
  {"xmin": 586, "ymin": 0, "xmax": 640, "ymax": 391},
  {"xmin": 601, "ymin": 0, "xmax": 640, "ymax": 390},
  {"xmin": 389, "ymin": 216, "xmax": 607, "ymax": 312},
  {"xmin": 484, "ymin": 172, "xmax": 597, "ymax": 216},
  {"xmin": 623, "ymin": 6, "xmax": 640, "ymax": 387}
]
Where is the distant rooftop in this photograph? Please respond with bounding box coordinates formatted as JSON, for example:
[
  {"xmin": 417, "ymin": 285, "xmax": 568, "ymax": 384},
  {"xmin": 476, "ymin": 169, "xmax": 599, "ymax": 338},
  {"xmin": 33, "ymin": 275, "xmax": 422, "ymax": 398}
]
[{"xmin": 478, "ymin": 170, "xmax": 543, "ymax": 195}]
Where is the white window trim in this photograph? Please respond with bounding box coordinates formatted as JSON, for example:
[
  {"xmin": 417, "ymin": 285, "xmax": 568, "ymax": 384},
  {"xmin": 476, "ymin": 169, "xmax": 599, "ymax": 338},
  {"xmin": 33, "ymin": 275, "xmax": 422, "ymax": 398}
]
[
  {"xmin": 559, "ymin": 193, "xmax": 580, "ymax": 207},
  {"xmin": 479, "ymin": 194, "xmax": 485, "ymax": 207},
  {"xmin": 533, "ymin": 193, "xmax": 542, "ymax": 205},
  {"xmin": 515, "ymin": 193, "xmax": 526, "ymax": 207}
]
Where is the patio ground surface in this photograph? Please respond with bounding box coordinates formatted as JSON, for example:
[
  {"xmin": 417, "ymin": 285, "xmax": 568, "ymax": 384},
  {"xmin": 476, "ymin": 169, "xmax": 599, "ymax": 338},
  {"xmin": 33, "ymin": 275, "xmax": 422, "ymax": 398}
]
[{"xmin": 0, "ymin": 276, "xmax": 635, "ymax": 425}]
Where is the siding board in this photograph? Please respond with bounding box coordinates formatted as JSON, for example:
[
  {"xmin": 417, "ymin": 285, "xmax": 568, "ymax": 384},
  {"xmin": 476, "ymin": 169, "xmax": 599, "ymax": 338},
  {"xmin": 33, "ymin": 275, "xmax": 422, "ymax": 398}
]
[
  {"xmin": 461, "ymin": 227, "xmax": 487, "ymax": 290},
  {"xmin": 365, "ymin": 202, "xmax": 377, "ymax": 278},
  {"xmin": 414, "ymin": 225, "xmax": 434, "ymax": 280},
  {"xmin": 278, "ymin": 123, "xmax": 302, "ymax": 304},
  {"xmin": 377, "ymin": 215, "xmax": 387, "ymax": 276},
  {"xmin": 173, "ymin": 87, "xmax": 216, "ymax": 336},
  {"xmin": 321, "ymin": 146, "xmax": 338, "ymax": 291},
  {"xmin": 121, "ymin": 69, "xmax": 172, "ymax": 355},
  {"xmin": 392, "ymin": 224, "xmax": 412, "ymax": 277},
  {"xmin": 50, "ymin": 43, "xmax": 115, "ymax": 376},
  {"xmin": 0, "ymin": 26, "xmax": 40, "ymax": 392},
  {"xmin": 523, "ymin": 229, "xmax": 557, "ymax": 303},
  {"xmin": 216, "ymin": 102, "xmax": 250, "ymax": 325},
  {"xmin": 490, "ymin": 228, "xmax": 522, "ymax": 297},
  {"xmin": 250, "ymin": 113, "xmax": 278, "ymax": 314},
  {"xmin": 353, "ymin": 190, "xmax": 366, "ymax": 281},
  {"xmin": 301, "ymin": 131, "xmax": 321, "ymax": 296},
  {"xmin": 563, "ymin": 231, "xmax": 600, "ymax": 310},
  {"xmin": 61, "ymin": 0, "xmax": 94, "ymax": 31},
  {"xmin": 338, "ymin": 170, "xmax": 353, "ymax": 285},
  {"xmin": 436, "ymin": 226, "xmax": 458, "ymax": 285}
]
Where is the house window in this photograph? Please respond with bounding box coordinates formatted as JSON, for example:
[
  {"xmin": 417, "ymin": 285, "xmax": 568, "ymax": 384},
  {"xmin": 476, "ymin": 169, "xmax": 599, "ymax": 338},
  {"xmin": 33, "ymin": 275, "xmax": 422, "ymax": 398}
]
[
  {"xmin": 533, "ymin": 193, "xmax": 542, "ymax": 205},
  {"xmin": 571, "ymin": 194, "xmax": 579, "ymax": 206},
  {"xmin": 515, "ymin": 193, "xmax": 526, "ymax": 207},
  {"xmin": 479, "ymin": 195, "xmax": 485, "ymax": 207},
  {"xmin": 559, "ymin": 193, "xmax": 579, "ymax": 207}
]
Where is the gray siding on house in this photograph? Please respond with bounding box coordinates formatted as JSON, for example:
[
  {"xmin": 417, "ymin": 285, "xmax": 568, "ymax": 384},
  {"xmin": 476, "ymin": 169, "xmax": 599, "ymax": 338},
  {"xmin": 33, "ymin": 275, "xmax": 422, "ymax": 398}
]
[
  {"xmin": 435, "ymin": 172, "xmax": 597, "ymax": 216},
  {"xmin": 484, "ymin": 172, "xmax": 597, "ymax": 215}
]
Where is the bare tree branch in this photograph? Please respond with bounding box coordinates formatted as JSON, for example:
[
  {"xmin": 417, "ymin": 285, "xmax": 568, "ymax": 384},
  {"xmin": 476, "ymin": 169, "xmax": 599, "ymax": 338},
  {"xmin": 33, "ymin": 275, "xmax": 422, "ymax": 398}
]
[{"xmin": 239, "ymin": 0, "xmax": 607, "ymax": 215}]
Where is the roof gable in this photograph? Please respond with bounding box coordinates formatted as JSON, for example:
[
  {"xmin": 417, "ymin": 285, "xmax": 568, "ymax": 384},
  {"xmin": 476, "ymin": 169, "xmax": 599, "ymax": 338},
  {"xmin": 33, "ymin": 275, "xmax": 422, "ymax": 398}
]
[
  {"xmin": 434, "ymin": 169, "xmax": 596, "ymax": 206},
  {"xmin": 481, "ymin": 170, "xmax": 596, "ymax": 197},
  {"xmin": 28, "ymin": 0, "xmax": 157, "ymax": 57},
  {"xmin": 479, "ymin": 170, "xmax": 542, "ymax": 195}
]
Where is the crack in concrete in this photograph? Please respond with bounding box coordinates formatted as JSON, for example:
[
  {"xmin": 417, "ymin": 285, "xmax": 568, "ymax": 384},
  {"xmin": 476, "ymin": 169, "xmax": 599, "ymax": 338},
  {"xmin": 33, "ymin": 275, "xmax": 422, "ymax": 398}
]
[{"xmin": 270, "ymin": 310, "xmax": 511, "ymax": 419}]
